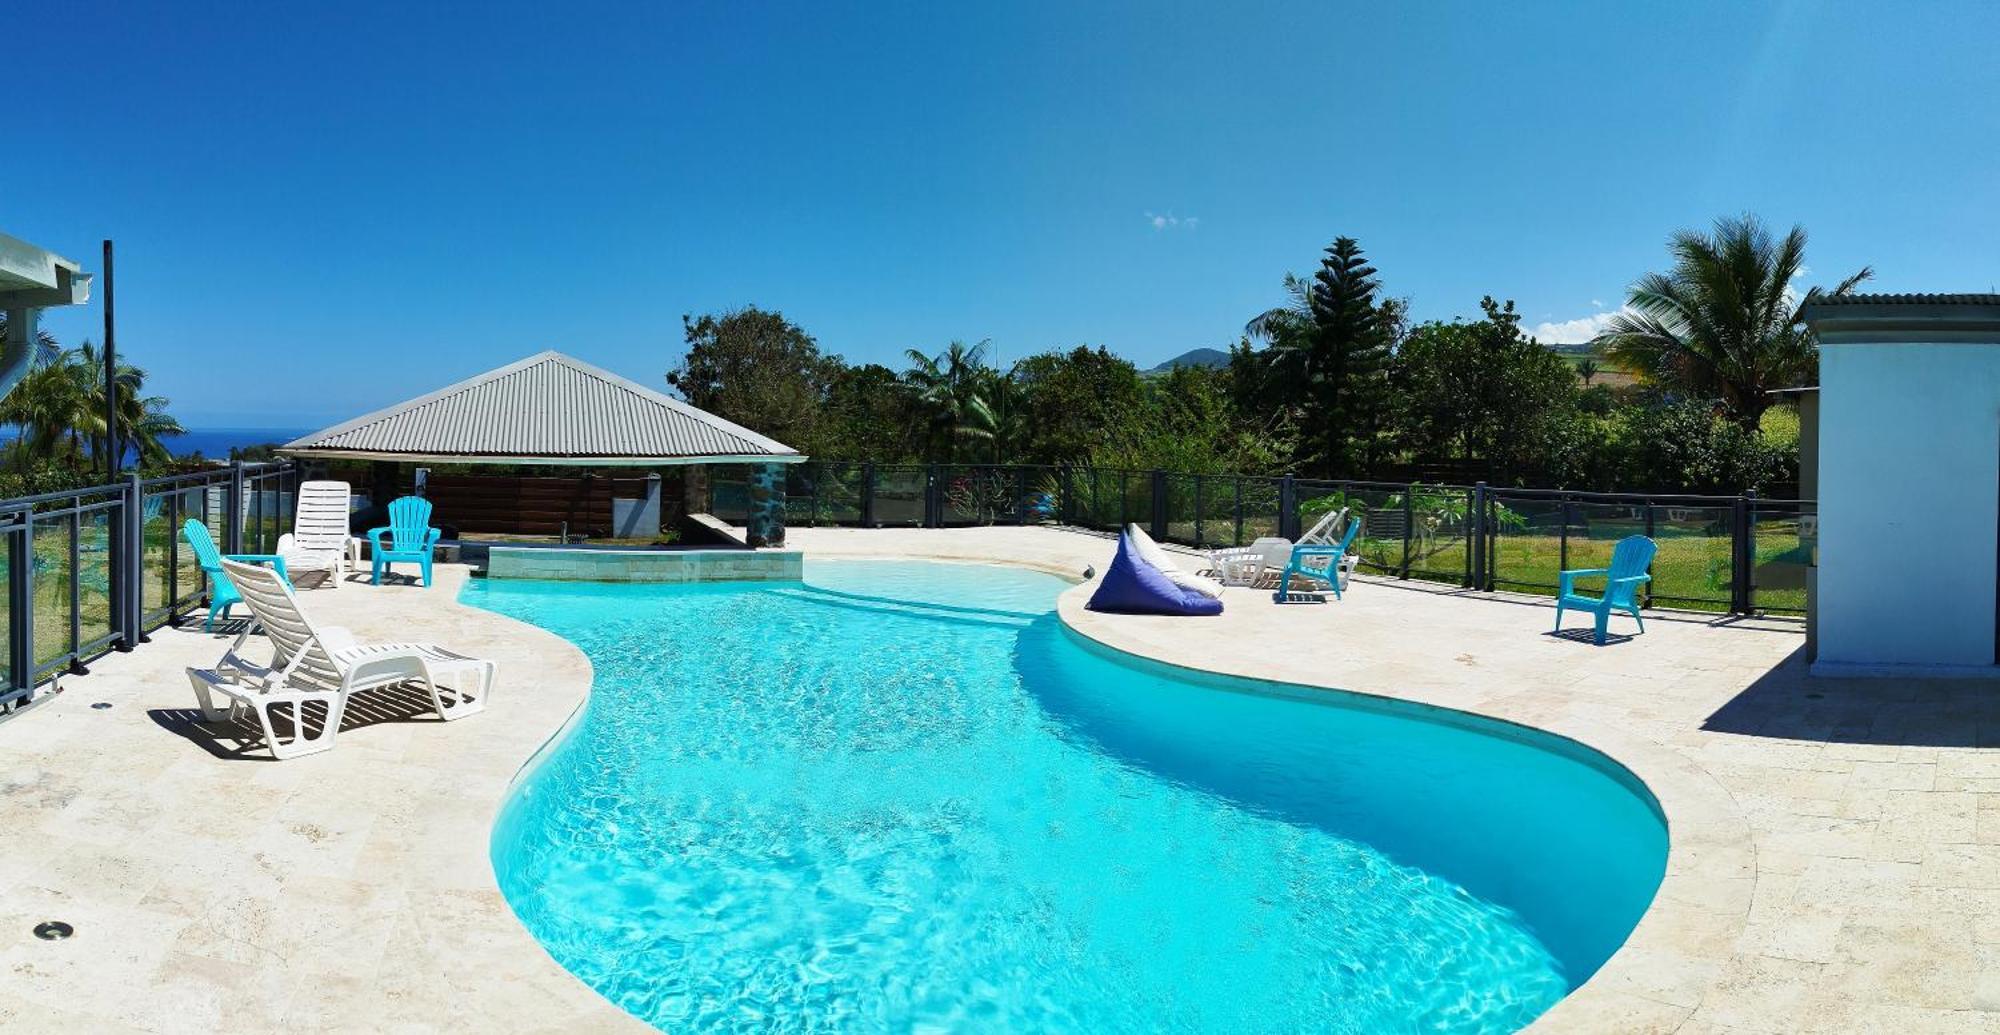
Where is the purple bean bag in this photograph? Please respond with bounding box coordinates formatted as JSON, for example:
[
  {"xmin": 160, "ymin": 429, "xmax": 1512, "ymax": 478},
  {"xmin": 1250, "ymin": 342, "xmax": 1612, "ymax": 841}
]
[{"xmin": 1086, "ymin": 532, "xmax": 1225, "ymax": 616}]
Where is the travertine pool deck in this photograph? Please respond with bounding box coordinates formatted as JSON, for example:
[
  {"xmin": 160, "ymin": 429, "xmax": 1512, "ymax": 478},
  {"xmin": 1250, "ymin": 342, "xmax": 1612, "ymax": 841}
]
[
  {"xmin": 2, "ymin": 524, "xmax": 1996, "ymax": 1032},
  {"xmin": 0, "ymin": 566, "xmax": 642, "ymax": 1033},
  {"xmin": 794, "ymin": 526, "xmax": 2000, "ymax": 1034}
]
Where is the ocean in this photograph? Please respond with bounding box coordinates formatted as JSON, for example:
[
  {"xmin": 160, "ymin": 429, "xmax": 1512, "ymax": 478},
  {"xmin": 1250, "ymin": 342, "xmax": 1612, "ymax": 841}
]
[{"xmin": 164, "ymin": 427, "xmax": 312, "ymax": 459}]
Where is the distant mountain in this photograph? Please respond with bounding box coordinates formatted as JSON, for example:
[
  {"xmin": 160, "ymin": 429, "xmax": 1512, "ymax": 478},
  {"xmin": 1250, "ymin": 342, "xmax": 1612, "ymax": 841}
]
[{"xmin": 1146, "ymin": 347, "xmax": 1232, "ymax": 374}]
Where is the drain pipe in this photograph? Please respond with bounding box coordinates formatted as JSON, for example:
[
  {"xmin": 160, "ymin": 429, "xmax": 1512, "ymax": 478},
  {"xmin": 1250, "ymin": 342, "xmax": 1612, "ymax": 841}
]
[{"xmin": 0, "ymin": 308, "xmax": 38, "ymax": 401}]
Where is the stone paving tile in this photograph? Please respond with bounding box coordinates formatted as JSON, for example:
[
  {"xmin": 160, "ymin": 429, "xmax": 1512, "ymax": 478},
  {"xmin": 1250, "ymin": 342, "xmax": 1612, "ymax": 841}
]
[{"xmin": 0, "ymin": 566, "xmax": 641, "ymax": 1032}]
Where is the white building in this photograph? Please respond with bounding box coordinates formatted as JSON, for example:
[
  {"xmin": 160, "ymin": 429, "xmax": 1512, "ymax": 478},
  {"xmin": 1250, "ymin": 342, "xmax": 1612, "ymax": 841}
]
[{"xmin": 1801, "ymin": 294, "xmax": 2000, "ymax": 676}]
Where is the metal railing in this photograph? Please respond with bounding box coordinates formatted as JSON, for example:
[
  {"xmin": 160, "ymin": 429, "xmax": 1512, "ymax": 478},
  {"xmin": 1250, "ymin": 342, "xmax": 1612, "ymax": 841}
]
[
  {"xmin": 708, "ymin": 461, "xmax": 1813, "ymax": 618},
  {"xmin": 0, "ymin": 460, "xmax": 298, "ymax": 713}
]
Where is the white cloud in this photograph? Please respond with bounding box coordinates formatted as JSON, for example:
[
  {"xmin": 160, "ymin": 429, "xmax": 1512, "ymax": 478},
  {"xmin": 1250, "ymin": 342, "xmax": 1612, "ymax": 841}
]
[
  {"xmin": 1145, "ymin": 210, "xmax": 1197, "ymax": 231},
  {"xmin": 1530, "ymin": 309, "xmax": 1628, "ymax": 345}
]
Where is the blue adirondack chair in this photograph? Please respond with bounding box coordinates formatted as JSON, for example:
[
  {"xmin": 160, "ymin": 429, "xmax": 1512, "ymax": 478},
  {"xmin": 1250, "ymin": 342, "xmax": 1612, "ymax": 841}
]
[
  {"xmin": 181, "ymin": 519, "xmax": 291, "ymax": 631},
  {"xmin": 369, "ymin": 496, "xmax": 441, "ymax": 586},
  {"xmin": 1273, "ymin": 517, "xmax": 1363, "ymax": 602},
  {"xmin": 1555, "ymin": 535, "xmax": 1657, "ymax": 645}
]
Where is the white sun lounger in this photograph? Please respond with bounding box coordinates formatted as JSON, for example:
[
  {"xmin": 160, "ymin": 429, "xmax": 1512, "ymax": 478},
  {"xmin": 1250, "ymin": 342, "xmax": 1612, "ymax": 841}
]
[
  {"xmin": 1204, "ymin": 507, "xmax": 1347, "ymax": 587},
  {"xmin": 276, "ymin": 480, "xmax": 360, "ymax": 588},
  {"xmin": 186, "ymin": 558, "xmax": 494, "ymax": 759}
]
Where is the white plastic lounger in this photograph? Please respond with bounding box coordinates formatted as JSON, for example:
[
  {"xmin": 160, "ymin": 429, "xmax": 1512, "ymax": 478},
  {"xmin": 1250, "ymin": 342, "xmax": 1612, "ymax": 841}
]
[
  {"xmin": 186, "ymin": 558, "xmax": 494, "ymax": 759},
  {"xmin": 1204, "ymin": 508, "xmax": 1347, "ymax": 587},
  {"xmin": 277, "ymin": 480, "xmax": 360, "ymax": 588}
]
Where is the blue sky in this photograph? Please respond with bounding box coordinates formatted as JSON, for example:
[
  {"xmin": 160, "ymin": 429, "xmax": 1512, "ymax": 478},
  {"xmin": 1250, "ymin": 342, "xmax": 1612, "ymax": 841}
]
[{"xmin": 9, "ymin": 1, "xmax": 1997, "ymax": 428}]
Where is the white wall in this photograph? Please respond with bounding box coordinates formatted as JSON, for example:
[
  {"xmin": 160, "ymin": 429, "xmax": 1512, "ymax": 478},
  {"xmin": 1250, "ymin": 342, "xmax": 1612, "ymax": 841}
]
[{"xmin": 1818, "ymin": 342, "xmax": 2000, "ymax": 671}]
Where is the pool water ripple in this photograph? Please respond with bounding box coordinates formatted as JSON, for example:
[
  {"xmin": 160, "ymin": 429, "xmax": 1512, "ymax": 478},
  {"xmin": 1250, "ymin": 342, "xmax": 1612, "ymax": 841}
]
[{"xmin": 472, "ymin": 561, "xmax": 1664, "ymax": 1033}]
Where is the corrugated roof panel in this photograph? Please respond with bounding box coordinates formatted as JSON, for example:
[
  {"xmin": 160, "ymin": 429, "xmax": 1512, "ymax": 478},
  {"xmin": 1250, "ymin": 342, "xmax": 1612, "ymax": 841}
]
[
  {"xmin": 1804, "ymin": 292, "xmax": 2000, "ymax": 306},
  {"xmin": 282, "ymin": 351, "xmax": 800, "ymax": 460}
]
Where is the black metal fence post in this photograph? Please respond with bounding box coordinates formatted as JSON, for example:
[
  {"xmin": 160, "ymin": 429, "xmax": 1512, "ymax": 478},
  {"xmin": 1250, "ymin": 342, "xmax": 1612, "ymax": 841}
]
[
  {"xmin": 1733, "ymin": 489, "xmax": 1757, "ymax": 614},
  {"xmin": 1193, "ymin": 475, "xmax": 1204, "ymax": 546},
  {"xmin": 1559, "ymin": 495, "xmax": 1572, "ymax": 574},
  {"xmin": 1401, "ymin": 484, "xmax": 1414, "ymax": 580},
  {"xmin": 123, "ymin": 473, "xmax": 144, "ymax": 648},
  {"xmin": 7, "ymin": 517, "xmax": 30, "ymax": 700},
  {"xmin": 1279, "ymin": 474, "xmax": 1297, "ymax": 541},
  {"xmin": 226, "ymin": 461, "xmax": 246, "ymax": 553},
  {"xmin": 1233, "ymin": 477, "xmax": 1244, "ymax": 546},
  {"xmin": 924, "ymin": 463, "xmax": 940, "ymax": 528},
  {"xmin": 1470, "ymin": 481, "xmax": 1487, "ymax": 590},
  {"xmin": 66, "ymin": 509, "xmax": 83, "ymax": 675},
  {"xmin": 859, "ymin": 463, "xmax": 876, "ymax": 527},
  {"xmin": 1149, "ymin": 470, "xmax": 1167, "ymax": 540}
]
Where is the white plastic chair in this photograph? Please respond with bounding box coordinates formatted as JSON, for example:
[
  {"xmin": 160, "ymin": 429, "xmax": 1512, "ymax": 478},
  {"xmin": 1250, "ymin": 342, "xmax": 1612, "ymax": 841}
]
[
  {"xmin": 185, "ymin": 558, "xmax": 494, "ymax": 759},
  {"xmin": 277, "ymin": 480, "xmax": 360, "ymax": 588}
]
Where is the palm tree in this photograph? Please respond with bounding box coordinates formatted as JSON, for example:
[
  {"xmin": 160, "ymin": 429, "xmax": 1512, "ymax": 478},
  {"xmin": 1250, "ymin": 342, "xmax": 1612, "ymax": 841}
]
[
  {"xmin": 903, "ymin": 340, "xmax": 993, "ymax": 462},
  {"xmin": 0, "ymin": 313, "xmax": 63, "ymax": 369},
  {"xmin": 1593, "ymin": 215, "xmax": 1870, "ymax": 429},
  {"xmin": 0, "ymin": 341, "xmax": 183, "ymax": 471},
  {"xmin": 73, "ymin": 341, "xmax": 184, "ymax": 468},
  {"xmin": 1575, "ymin": 358, "xmax": 1600, "ymax": 384}
]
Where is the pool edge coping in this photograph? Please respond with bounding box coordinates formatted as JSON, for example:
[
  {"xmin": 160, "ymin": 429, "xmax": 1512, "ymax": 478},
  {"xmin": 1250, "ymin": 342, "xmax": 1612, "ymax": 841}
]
[{"xmin": 1050, "ymin": 579, "xmax": 1753, "ymax": 1034}]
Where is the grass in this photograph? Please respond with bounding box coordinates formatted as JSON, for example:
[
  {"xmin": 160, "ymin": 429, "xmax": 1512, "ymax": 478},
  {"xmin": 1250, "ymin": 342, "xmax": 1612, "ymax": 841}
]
[{"xmin": 1157, "ymin": 515, "xmax": 1808, "ymax": 616}]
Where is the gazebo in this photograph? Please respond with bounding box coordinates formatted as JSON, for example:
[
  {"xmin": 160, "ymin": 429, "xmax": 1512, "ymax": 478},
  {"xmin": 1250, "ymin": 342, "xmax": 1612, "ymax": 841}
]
[{"xmin": 279, "ymin": 350, "xmax": 805, "ymax": 546}]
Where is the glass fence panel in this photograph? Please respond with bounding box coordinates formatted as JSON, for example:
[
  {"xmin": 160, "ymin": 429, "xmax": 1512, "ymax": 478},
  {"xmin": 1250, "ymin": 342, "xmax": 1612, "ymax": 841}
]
[
  {"xmin": 1487, "ymin": 495, "xmax": 1566, "ymax": 594},
  {"xmin": 1649, "ymin": 504, "xmax": 1733, "ymax": 611},
  {"xmin": 32, "ymin": 519, "xmax": 71, "ymax": 668},
  {"xmin": 872, "ymin": 467, "xmax": 927, "ymax": 526},
  {"xmin": 176, "ymin": 488, "xmax": 209, "ymax": 604},
  {"xmin": 1751, "ymin": 500, "xmax": 1813, "ymax": 615},
  {"xmin": 941, "ymin": 466, "xmax": 1020, "ymax": 526},
  {"xmin": 1160, "ymin": 474, "xmax": 1199, "ymax": 545},
  {"xmin": 141, "ymin": 491, "xmax": 173, "ymax": 618},
  {"xmin": 1238, "ymin": 478, "xmax": 1283, "ymax": 543},
  {"xmin": 79, "ymin": 508, "xmax": 115, "ymax": 648},
  {"xmin": 707, "ymin": 467, "xmax": 752, "ymax": 524},
  {"xmin": 0, "ymin": 535, "xmax": 12, "ymax": 688}
]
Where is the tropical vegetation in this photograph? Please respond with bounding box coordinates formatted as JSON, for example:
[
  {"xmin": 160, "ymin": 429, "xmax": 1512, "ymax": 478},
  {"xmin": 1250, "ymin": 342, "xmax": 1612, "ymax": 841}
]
[
  {"xmin": 666, "ymin": 212, "xmax": 1836, "ymax": 496},
  {"xmin": 0, "ymin": 329, "xmax": 188, "ymax": 492}
]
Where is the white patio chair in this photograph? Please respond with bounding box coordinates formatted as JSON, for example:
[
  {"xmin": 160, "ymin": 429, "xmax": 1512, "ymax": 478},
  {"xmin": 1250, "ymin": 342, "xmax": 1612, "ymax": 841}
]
[
  {"xmin": 277, "ymin": 480, "xmax": 360, "ymax": 588},
  {"xmin": 185, "ymin": 558, "xmax": 494, "ymax": 759},
  {"xmin": 1206, "ymin": 537, "xmax": 1294, "ymax": 587}
]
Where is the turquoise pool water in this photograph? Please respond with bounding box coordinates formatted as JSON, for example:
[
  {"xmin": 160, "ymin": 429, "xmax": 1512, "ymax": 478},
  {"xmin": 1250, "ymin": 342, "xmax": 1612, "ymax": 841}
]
[{"xmin": 472, "ymin": 560, "xmax": 1666, "ymax": 1033}]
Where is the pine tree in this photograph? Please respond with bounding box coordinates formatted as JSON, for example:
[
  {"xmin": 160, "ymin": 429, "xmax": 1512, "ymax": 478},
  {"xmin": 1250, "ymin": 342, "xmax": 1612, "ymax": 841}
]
[{"xmin": 1245, "ymin": 237, "xmax": 1393, "ymax": 476}]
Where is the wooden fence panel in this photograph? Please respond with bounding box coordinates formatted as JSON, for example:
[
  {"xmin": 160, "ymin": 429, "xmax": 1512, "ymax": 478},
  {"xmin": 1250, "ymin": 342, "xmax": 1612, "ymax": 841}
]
[{"xmin": 424, "ymin": 475, "xmax": 616, "ymax": 536}]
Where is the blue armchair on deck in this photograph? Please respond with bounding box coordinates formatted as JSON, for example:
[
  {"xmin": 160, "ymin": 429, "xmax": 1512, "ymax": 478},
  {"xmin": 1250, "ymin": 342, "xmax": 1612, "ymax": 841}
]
[
  {"xmin": 1273, "ymin": 517, "xmax": 1362, "ymax": 602},
  {"xmin": 369, "ymin": 496, "xmax": 441, "ymax": 587},
  {"xmin": 181, "ymin": 519, "xmax": 291, "ymax": 631},
  {"xmin": 1554, "ymin": 535, "xmax": 1657, "ymax": 645}
]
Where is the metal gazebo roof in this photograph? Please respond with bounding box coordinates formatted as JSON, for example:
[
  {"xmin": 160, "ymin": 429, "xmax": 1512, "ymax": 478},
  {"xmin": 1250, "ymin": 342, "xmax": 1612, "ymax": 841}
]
[{"xmin": 280, "ymin": 350, "xmax": 803, "ymax": 466}]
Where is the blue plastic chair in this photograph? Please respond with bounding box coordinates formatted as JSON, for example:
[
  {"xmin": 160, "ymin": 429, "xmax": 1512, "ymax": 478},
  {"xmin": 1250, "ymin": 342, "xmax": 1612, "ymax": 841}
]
[
  {"xmin": 1273, "ymin": 517, "xmax": 1362, "ymax": 602},
  {"xmin": 181, "ymin": 519, "xmax": 291, "ymax": 631},
  {"xmin": 1555, "ymin": 535, "xmax": 1657, "ymax": 645},
  {"xmin": 369, "ymin": 496, "xmax": 441, "ymax": 586}
]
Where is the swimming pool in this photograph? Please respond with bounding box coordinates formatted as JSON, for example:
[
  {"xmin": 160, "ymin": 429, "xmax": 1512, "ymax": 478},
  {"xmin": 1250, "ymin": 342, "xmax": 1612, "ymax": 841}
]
[{"xmin": 472, "ymin": 560, "xmax": 1666, "ymax": 1033}]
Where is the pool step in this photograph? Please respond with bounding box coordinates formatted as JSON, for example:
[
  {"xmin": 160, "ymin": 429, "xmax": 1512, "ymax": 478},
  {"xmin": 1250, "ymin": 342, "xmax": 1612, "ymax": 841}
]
[{"xmin": 771, "ymin": 585, "xmax": 1039, "ymax": 629}]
